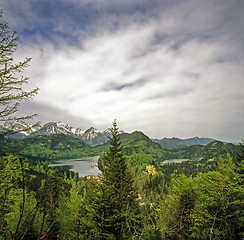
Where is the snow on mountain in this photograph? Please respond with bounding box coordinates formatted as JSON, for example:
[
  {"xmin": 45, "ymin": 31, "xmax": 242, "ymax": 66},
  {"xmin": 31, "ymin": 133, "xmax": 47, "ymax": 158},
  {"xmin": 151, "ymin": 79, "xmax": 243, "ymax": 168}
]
[
  {"xmin": 1, "ymin": 120, "xmax": 224, "ymax": 147},
  {"xmin": 75, "ymin": 128, "xmax": 85, "ymax": 136},
  {"xmin": 104, "ymin": 128, "xmax": 112, "ymax": 134},
  {"xmin": 81, "ymin": 127, "xmax": 113, "ymax": 146},
  {"xmin": 28, "ymin": 122, "xmax": 110, "ymax": 145},
  {"xmin": 29, "ymin": 121, "xmax": 85, "ymax": 138},
  {"xmin": 103, "ymin": 128, "xmax": 124, "ymax": 135},
  {"xmin": 0, "ymin": 120, "xmax": 40, "ymax": 138},
  {"xmin": 83, "ymin": 127, "xmax": 101, "ymax": 140}
]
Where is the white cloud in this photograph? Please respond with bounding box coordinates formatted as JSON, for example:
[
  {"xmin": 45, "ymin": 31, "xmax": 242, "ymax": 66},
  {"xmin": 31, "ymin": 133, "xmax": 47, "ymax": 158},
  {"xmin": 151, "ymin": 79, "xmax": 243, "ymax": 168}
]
[{"xmin": 6, "ymin": 0, "xmax": 244, "ymax": 141}]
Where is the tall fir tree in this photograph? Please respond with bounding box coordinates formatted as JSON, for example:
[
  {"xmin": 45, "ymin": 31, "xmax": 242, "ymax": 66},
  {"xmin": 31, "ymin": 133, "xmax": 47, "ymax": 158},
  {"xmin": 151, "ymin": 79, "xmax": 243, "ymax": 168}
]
[
  {"xmin": 104, "ymin": 120, "xmax": 141, "ymax": 239},
  {"xmin": 82, "ymin": 120, "xmax": 141, "ymax": 239}
]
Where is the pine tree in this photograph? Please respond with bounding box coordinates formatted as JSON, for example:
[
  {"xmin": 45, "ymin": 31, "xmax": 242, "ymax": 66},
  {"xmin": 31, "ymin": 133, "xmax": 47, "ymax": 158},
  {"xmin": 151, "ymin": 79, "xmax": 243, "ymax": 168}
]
[
  {"xmin": 104, "ymin": 120, "xmax": 142, "ymax": 239},
  {"xmin": 82, "ymin": 120, "xmax": 141, "ymax": 239},
  {"xmin": 83, "ymin": 178, "xmax": 116, "ymax": 239},
  {"xmin": 0, "ymin": 10, "xmax": 38, "ymax": 137}
]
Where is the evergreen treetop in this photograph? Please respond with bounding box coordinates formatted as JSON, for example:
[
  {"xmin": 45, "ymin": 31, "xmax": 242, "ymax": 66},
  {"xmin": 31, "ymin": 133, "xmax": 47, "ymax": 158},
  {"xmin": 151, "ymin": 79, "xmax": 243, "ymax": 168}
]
[{"xmin": 0, "ymin": 10, "xmax": 39, "ymax": 137}]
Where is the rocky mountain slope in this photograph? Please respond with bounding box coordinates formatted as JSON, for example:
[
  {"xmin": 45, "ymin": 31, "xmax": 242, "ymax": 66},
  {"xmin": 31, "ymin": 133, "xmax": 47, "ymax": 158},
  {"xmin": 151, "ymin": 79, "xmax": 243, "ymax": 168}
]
[
  {"xmin": 1, "ymin": 120, "xmax": 111, "ymax": 146},
  {"xmin": 29, "ymin": 121, "xmax": 85, "ymax": 138},
  {"xmin": 0, "ymin": 120, "xmax": 40, "ymax": 139}
]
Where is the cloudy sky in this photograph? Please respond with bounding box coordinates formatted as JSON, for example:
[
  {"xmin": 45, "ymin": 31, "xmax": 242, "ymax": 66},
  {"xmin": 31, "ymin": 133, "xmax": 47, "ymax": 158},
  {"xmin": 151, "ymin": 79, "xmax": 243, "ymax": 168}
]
[{"xmin": 1, "ymin": 0, "xmax": 243, "ymax": 141}]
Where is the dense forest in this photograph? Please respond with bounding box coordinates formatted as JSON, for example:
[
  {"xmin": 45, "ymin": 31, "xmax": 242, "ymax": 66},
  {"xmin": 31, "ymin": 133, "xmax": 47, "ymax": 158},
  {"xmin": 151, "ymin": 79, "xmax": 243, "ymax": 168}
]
[{"xmin": 0, "ymin": 121, "xmax": 243, "ymax": 239}]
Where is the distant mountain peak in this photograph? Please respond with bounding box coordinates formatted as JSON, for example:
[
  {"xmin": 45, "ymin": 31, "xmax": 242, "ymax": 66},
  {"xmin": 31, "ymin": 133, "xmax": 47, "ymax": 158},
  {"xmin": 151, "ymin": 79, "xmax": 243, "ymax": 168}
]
[
  {"xmin": 83, "ymin": 127, "xmax": 101, "ymax": 139},
  {"xmin": 183, "ymin": 137, "xmax": 215, "ymax": 146},
  {"xmin": 0, "ymin": 119, "xmax": 40, "ymax": 138}
]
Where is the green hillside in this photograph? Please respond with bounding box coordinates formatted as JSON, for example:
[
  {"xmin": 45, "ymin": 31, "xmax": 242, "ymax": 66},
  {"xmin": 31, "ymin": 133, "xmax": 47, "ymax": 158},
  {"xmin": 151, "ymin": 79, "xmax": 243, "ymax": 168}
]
[
  {"xmin": 159, "ymin": 137, "xmax": 188, "ymax": 149},
  {"xmin": 119, "ymin": 131, "xmax": 165, "ymax": 172},
  {"xmin": 2, "ymin": 132, "xmax": 240, "ymax": 172},
  {"xmin": 120, "ymin": 131, "xmax": 163, "ymax": 156},
  {"xmin": 3, "ymin": 134, "xmax": 98, "ymax": 160}
]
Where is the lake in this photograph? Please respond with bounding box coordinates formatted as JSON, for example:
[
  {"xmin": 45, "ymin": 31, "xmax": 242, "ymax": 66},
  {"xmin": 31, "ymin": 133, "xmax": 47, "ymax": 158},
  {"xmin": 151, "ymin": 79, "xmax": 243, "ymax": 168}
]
[
  {"xmin": 48, "ymin": 156, "xmax": 101, "ymax": 177},
  {"xmin": 160, "ymin": 159, "xmax": 190, "ymax": 165}
]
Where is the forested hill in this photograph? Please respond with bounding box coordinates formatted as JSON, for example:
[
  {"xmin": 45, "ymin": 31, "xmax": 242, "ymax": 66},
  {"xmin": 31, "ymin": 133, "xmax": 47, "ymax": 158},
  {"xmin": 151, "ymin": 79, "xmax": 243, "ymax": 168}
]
[
  {"xmin": 156, "ymin": 136, "xmax": 221, "ymax": 149},
  {"xmin": 118, "ymin": 132, "xmax": 239, "ymax": 162},
  {"xmin": 2, "ymin": 131, "xmax": 240, "ymax": 169},
  {"xmin": 95, "ymin": 131, "xmax": 241, "ymax": 173},
  {"xmin": 162, "ymin": 140, "xmax": 240, "ymax": 161},
  {"xmin": 119, "ymin": 131, "xmax": 164, "ymax": 171},
  {"xmin": 2, "ymin": 134, "xmax": 98, "ymax": 160},
  {"xmin": 120, "ymin": 131, "xmax": 163, "ymax": 156}
]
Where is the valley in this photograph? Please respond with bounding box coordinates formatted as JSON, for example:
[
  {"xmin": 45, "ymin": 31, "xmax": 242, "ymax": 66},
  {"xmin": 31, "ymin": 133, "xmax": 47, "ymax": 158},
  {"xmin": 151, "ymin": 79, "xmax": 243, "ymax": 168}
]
[
  {"xmin": 0, "ymin": 121, "xmax": 243, "ymax": 239},
  {"xmin": 1, "ymin": 120, "xmax": 240, "ymax": 176}
]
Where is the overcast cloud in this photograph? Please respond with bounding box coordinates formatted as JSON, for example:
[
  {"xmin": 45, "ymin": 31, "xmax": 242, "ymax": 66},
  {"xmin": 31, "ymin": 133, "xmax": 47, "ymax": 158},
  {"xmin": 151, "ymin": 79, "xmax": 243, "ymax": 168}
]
[{"xmin": 1, "ymin": 0, "xmax": 243, "ymax": 141}]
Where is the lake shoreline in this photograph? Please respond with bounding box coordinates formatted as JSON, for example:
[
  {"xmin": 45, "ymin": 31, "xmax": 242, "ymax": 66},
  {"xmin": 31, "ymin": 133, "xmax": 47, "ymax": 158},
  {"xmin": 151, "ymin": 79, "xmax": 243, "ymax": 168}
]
[{"xmin": 48, "ymin": 156, "xmax": 101, "ymax": 177}]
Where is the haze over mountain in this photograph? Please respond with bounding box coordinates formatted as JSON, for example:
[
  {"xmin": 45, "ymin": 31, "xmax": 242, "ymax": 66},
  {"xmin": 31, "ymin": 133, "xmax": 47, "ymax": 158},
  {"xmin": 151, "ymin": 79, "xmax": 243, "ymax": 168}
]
[
  {"xmin": 0, "ymin": 120, "xmax": 229, "ymax": 147},
  {"xmin": 153, "ymin": 136, "xmax": 218, "ymax": 149}
]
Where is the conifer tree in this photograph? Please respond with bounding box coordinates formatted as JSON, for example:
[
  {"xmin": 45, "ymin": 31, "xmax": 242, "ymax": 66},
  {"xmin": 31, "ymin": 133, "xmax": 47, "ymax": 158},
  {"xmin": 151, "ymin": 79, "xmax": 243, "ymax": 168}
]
[
  {"xmin": 83, "ymin": 178, "xmax": 116, "ymax": 239},
  {"xmin": 104, "ymin": 120, "xmax": 141, "ymax": 239},
  {"xmin": 82, "ymin": 120, "xmax": 141, "ymax": 239},
  {"xmin": 0, "ymin": 10, "xmax": 38, "ymax": 136}
]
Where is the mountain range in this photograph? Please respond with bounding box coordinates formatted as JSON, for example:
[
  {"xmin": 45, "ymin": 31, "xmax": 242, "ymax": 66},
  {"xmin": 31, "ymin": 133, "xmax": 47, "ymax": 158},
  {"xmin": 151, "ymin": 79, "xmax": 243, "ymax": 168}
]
[
  {"xmin": 1, "ymin": 120, "xmax": 221, "ymax": 147},
  {"xmin": 152, "ymin": 136, "xmax": 217, "ymax": 149},
  {"xmin": 1, "ymin": 120, "xmax": 115, "ymax": 146}
]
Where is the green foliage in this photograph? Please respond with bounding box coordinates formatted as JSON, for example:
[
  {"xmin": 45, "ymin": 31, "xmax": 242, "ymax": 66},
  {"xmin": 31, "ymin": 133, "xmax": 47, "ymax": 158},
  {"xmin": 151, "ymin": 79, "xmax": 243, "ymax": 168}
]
[
  {"xmin": 120, "ymin": 131, "xmax": 164, "ymax": 162},
  {"xmin": 148, "ymin": 155, "xmax": 244, "ymax": 240},
  {"xmin": 140, "ymin": 172, "xmax": 166, "ymax": 202},
  {"xmin": 83, "ymin": 120, "xmax": 142, "ymax": 239},
  {"xmin": 106, "ymin": 123, "xmax": 142, "ymax": 239},
  {"xmin": 0, "ymin": 146, "xmax": 243, "ymax": 239},
  {"xmin": 0, "ymin": 10, "xmax": 38, "ymax": 135},
  {"xmin": 3, "ymin": 134, "xmax": 98, "ymax": 161},
  {"xmin": 159, "ymin": 137, "xmax": 188, "ymax": 149},
  {"xmin": 98, "ymin": 131, "xmax": 240, "ymax": 178}
]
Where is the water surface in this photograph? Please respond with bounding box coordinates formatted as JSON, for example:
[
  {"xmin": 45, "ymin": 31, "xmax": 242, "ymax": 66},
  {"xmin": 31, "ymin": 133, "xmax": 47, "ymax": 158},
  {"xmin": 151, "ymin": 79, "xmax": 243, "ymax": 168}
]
[
  {"xmin": 49, "ymin": 156, "xmax": 101, "ymax": 177},
  {"xmin": 160, "ymin": 159, "xmax": 190, "ymax": 165}
]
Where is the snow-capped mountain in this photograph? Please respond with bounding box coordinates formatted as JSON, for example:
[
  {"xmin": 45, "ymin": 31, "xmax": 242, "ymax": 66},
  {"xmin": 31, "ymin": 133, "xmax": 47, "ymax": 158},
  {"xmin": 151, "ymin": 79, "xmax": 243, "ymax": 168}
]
[
  {"xmin": 82, "ymin": 127, "xmax": 111, "ymax": 146},
  {"xmin": 29, "ymin": 121, "xmax": 85, "ymax": 138},
  {"xmin": 1, "ymin": 120, "xmax": 224, "ymax": 147},
  {"xmin": 28, "ymin": 122, "xmax": 111, "ymax": 146},
  {"xmin": 1, "ymin": 119, "xmax": 127, "ymax": 145},
  {"xmin": 83, "ymin": 127, "xmax": 102, "ymax": 140},
  {"xmin": 0, "ymin": 120, "xmax": 40, "ymax": 138}
]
